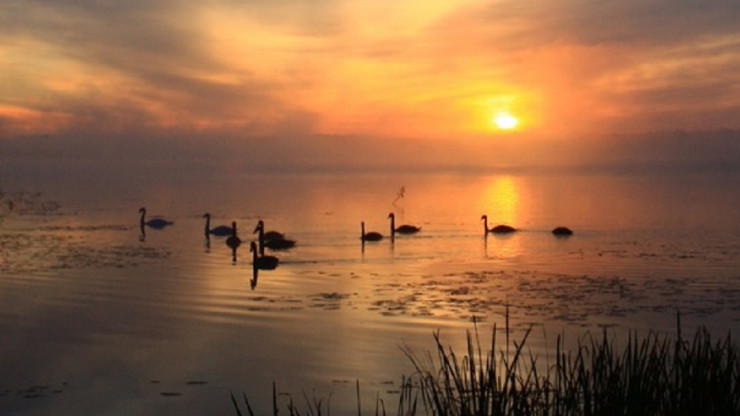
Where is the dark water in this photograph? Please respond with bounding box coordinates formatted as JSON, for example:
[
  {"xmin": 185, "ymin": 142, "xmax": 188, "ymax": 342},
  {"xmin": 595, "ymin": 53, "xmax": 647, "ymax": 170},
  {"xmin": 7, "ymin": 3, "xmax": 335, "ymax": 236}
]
[{"xmin": 1, "ymin": 167, "xmax": 740, "ymax": 415}]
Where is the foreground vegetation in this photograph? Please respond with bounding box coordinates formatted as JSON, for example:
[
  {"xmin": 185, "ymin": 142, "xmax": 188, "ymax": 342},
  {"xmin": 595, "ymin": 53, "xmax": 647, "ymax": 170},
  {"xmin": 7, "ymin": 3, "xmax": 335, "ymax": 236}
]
[{"xmin": 233, "ymin": 315, "xmax": 740, "ymax": 415}]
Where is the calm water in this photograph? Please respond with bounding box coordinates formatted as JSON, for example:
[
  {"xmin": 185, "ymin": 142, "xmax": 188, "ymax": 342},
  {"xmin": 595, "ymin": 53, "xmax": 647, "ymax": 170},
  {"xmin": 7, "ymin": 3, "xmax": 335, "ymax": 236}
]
[{"xmin": 2, "ymin": 167, "xmax": 740, "ymax": 415}]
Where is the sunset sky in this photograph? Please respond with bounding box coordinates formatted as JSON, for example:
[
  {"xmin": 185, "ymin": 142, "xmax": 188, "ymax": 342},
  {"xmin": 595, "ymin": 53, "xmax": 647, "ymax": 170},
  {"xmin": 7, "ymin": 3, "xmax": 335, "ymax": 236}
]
[{"xmin": 2, "ymin": 0, "xmax": 740, "ymax": 170}]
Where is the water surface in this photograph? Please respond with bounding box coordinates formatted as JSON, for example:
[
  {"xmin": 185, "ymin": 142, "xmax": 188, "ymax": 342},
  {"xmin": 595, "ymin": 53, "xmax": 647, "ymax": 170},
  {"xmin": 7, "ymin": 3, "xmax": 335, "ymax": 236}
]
[{"xmin": 2, "ymin": 168, "xmax": 739, "ymax": 415}]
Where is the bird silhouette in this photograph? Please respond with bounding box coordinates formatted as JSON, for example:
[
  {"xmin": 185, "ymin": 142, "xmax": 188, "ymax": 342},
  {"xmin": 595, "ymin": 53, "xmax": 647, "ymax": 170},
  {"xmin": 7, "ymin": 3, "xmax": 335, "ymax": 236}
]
[
  {"xmin": 388, "ymin": 212, "xmax": 420, "ymax": 240},
  {"xmin": 250, "ymin": 241, "xmax": 279, "ymax": 270},
  {"xmin": 361, "ymin": 221, "xmax": 383, "ymax": 241},
  {"xmin": 203, "ymin": 213, "xmax": 233, "ymax": 237},
  {"xmin": 226, "ymin": 221, "xmax": 242, "ymax": 249},
  {"xmin": 139, "ymin": 207, "xmax": 174, "ymax": 229},
  {"xmin": 481, "ymin": 214, "xmax": 517, "ymax": 234},
  {"xmin": 552, "ymin": 226, "xmax": 574, "ymax": 236},
  {"xmin": 253, "ymin": 220, "xmax": 285, "ymax": 242},
  {"xmin": 254, "ymin": 220, "xmax": 295, "ymax": 254}
]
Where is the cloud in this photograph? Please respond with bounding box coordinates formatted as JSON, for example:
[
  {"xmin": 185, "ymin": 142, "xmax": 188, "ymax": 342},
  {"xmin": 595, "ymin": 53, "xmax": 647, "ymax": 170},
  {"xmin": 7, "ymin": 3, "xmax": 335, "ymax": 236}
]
[
  {"xmin": 452, "ymin": 1, "xmax": 740, "ymax": 48},
  {"xmin": 424, "ymin": 1, "xmax": 740, "ymax": 134},
  {"xmin": 1, "ymin": 0, "xmax": 326, "ymax": 137},
  {"xmin": 2, "ymin": 0, "xmax": 740, "ymax": 157}
]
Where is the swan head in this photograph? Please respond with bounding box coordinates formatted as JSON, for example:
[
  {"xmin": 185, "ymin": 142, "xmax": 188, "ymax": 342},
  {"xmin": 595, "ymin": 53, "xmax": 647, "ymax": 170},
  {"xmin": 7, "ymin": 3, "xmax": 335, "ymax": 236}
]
[
  {"xmin": 250, "ymin": 241, "xmax": 258, "ymax": 252},
  {"xmin": 253, "ymin": 220, "xmax": 264, "ymax": 233},
  {"xmin": 388, "ymin": 213, "xmax": 394, "ymax": 219},
  {"xmin": 481, "ymin": 214, "xmax": 487, "ymax": 221},
  {"xmin": 139, "ymin": 207, "xmax": 146, "ymax": 214},
  {"xmin": 203, "ymin": 213, "xmax": 211, "ymax": 219}
]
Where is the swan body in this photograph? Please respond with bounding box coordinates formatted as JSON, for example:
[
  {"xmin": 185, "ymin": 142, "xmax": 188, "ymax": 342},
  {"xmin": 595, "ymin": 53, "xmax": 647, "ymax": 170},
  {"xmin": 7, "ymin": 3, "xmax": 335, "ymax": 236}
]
[
  {"xmin": 139, "ymin": 207, "xmax": 174, "ymax": 229},
  {"xmin": 388, "ymin": 213, "xmax": 420, "ymax": 237},
  {"xmin": 250, "ymin": 241, "xmax": 279, "ymax": 270},
  {"xmin": 253, "ymin": 220, "xmax": 285, "ymax": 242},
  {"xmin": 361, "ymin": 222, "xmax": 383, "ymax": 241},
  {"xmin": 203, "ymin": 213, "xmax": 233, "ymax": 237},
  {"xmin": 552, "ymin": 226, "xmax": 574, "ymax": 236},
  {"xmin": 254, "ymin": 220, "xmax": 295, "ymax": 253},
  {"xmin": 481, "ymin": 214, "xmax": 517, "ymax": 234},
  {"xmin": 226, "ymin": 221, "xmax": 242, "ymax": 249},
  {"xmin": 264, "ymin": 238, "xmax": 296, "ymax": 250}
]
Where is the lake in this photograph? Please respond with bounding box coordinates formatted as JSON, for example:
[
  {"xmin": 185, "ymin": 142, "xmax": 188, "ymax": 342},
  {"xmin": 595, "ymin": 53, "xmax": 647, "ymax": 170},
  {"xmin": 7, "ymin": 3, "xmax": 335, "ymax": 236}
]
[{"xmin": 2, "ymin": 165, "xmax": 740, "ymax": 415}]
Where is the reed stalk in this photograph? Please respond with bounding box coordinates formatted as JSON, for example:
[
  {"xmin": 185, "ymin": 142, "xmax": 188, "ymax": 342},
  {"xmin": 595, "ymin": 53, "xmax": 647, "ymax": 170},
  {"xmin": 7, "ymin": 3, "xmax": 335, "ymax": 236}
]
[{"xmin": 234, "ymin": 314, "xmax": 740, "ymax": 416}]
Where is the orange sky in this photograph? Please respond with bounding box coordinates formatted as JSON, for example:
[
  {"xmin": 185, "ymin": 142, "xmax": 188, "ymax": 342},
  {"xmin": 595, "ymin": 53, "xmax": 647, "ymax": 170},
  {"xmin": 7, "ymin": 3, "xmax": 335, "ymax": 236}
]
[{"xmin": 2, "ymin": 1, "xmax": 740, "ymax": 168}]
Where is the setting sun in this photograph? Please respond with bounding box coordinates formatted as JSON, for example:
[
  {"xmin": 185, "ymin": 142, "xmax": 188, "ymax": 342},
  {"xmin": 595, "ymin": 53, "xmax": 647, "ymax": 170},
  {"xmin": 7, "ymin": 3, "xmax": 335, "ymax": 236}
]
[{"xmin": 493, "ymin": 112, "xmax": 519, "ymax": 130}]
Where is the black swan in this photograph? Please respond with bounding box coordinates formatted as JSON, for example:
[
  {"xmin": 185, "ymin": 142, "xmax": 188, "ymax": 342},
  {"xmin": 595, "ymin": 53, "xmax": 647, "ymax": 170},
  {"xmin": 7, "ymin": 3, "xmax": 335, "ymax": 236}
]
[
  {"xmin": 253, "ymin": 220, "xmax": 285, "ymax": 242},
  {"xmin": 388, "ymin": 213, "xmax": 420, "ymax": 238},
  {"xmin": 254, "ymin": 220, "xmax": 295, "ymax": 254},
  {"xmin": 361, "ymin": 221, "xmax": 383, "ymax": 241},
  {"xmin": 226, "ymin": 221, "xmax": 242, "ymax": 249},
  {"xmin": 250, "ymin": 241, "xmax": 279, "ymax": 270},
  {"xmin": 203, "ymin": 213, "xmax": 233, "ymax": 237},
  {"xmin": 139, "ymin": 207, "xmax": 174, "ymax": 229},
  {"xmin": 481, "ymin": 214, "xmax": 517, "ymax": 234},
  {"xmin": 552, "ymin": 226, "xmax": 574, "ymax": 236}
]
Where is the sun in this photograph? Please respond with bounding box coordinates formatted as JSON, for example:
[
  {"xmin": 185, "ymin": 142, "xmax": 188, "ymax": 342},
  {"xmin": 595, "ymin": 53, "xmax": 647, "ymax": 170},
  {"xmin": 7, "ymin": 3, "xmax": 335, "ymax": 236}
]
[{"xmin": 493, "ymin": 112, "xmax": 519, "ymax": 130}]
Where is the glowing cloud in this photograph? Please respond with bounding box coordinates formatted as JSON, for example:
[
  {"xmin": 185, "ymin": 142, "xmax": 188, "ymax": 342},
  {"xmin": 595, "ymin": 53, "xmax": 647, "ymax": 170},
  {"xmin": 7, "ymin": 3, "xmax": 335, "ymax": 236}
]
[{"xmin": 1, "ymin": 0, "xmax": 740, "ymax": 160}]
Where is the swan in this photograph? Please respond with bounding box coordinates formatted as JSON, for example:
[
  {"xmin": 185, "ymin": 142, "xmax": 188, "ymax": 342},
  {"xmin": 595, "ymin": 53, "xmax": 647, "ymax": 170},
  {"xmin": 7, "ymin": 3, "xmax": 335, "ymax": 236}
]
[
  {"xmin": 552, "ymin": 226, "xmax": 574, "ymax": 236},
  {"xmin": 253, "ymin": 220, "xmax": 285, "ymax": 242},
  {"xmin": 388, "ymin": 213, "xmax": 420, "ymax": 238},
  {"xmin": 481, "ymin": 214, "xmax": 517, "ymax": 234},
  {"xmin": 360, "ymin": 221, "xmax": 383, "ymax": 241},
  {"xmin": 226, "ymin": 221, "xmax": 242, "ymax": 249},
  {"xmin": 203, "ymin": 213, "xmax": 233, "ymax": 237},
  {"xmin": 139, "ymin": 207, "xmax": 174, "ymax": 229},
  {"xmin": 250, "ymin": 241, "xmax": 279, "ymax": 270},
  {"xmin": 254, "ymin": 220, "xmax": 295, "ymax": 254}
]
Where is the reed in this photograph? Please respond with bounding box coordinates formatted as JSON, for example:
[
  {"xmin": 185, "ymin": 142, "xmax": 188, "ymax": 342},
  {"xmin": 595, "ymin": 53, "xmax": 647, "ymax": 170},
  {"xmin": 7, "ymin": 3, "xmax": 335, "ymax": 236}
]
[
  {"xmin": 404, "ymin": 315, "xmax": 739, "ymax": 416},
  {"xmin": 234, "ymin": 315, "xmax": 740, "ymax": 416}
]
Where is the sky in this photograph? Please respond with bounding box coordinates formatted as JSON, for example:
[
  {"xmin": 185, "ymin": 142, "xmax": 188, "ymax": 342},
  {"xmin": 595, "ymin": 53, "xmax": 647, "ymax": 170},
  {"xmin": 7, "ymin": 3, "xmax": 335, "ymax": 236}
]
[{"xmin": 2, "ymin": 0, "xmax": 740, "ymax": 171}]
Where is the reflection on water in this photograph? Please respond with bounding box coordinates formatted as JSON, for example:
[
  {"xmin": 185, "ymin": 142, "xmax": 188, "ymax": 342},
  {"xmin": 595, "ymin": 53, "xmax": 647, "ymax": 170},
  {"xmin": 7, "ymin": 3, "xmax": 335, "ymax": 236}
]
[
  {"xmin": 480, "ymin": 176, "xmax": 521, "ymax": 228},
  {"xmin": 2, "ymin": 170, "xmax": 740, "ymax": 414}
]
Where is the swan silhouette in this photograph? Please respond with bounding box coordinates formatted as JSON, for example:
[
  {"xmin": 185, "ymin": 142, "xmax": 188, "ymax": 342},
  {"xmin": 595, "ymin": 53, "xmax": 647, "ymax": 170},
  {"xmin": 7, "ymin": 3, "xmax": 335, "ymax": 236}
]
[
  {"xmin": 250, "ymin": 241, "xmax": 279, "ymax": 270},
  {"xmin": 254, "ymin": 220, "xmax": 295, "ymax": 254},
  {"xmin": 481, "ymin": 214, "xmax": 517, "ymax": 234},
  {"xmin": 552, "ymin": 226, "xmax": 574, "ymax": 236},
  {"xmin": 226, "ymin": 221, "xmax": 242, "ymax": 249},
  {"xmin": 253, "ymin": 220, "xmax": 285, "ymax": 242},
  {"xmin": 203, "ymin": 213, "xmax": 233, "ymax": 237},
  {"xmin": 388, "ymin": 213, "xmax": 420, "ymax": 239},
  {"xmin": 361, "ymin": 221, "xmax": 383, "ymax": 241},
  {"xmin": 139, "ymin": 207, "xmax": 174, "ymax": 229}
]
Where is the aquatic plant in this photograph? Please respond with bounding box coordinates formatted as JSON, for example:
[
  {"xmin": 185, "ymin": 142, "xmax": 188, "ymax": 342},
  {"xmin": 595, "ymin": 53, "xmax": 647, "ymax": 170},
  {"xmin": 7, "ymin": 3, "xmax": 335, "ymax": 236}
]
[
  {"xmin": 404, "ymin": 315, "xmax": 739, "ymax": 416},
  {"xmin": 232, "ymin": 380, "xmax": 417, "ymax": 416},
  {"xmin": 235, "ymin": 314, "xmax": 740, "ymax": 416}
]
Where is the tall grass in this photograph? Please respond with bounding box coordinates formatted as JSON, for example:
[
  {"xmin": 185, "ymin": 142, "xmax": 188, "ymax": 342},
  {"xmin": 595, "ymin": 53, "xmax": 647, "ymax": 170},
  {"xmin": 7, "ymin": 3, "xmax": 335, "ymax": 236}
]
[
  {"xmin": 404, "ymin": 315, "xmax": 739, "ymax": 416},
  {"xmin": 234, "ymin": 314, "xmax": 740, "ymax": 415}
]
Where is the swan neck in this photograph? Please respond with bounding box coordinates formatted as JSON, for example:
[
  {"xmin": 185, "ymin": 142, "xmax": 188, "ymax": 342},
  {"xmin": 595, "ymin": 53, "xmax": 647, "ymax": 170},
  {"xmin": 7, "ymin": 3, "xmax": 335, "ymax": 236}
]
[{"xmin": 257, "ymin": 228, "xmax": 265, "ymax": 255}]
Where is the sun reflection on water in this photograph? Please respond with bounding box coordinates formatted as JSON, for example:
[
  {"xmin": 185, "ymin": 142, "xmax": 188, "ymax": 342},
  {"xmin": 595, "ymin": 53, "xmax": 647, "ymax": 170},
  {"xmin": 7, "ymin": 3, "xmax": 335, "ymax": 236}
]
[{"xmin": 480, "ymin": 176, "xmax": 521, "ymax": 226}]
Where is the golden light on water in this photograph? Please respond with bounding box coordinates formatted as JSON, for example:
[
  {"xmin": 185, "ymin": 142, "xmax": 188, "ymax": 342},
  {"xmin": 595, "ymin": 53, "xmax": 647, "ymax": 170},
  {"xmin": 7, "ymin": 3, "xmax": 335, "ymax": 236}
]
[
  {"xmin": 481, "ymin": 176, "xmax": 520, "ymax": 227},
  {"xmin": 480, "ymin": 176, "xmax": 524, "ymax": 258}
]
